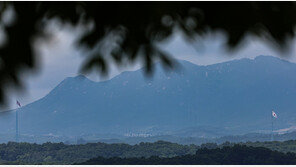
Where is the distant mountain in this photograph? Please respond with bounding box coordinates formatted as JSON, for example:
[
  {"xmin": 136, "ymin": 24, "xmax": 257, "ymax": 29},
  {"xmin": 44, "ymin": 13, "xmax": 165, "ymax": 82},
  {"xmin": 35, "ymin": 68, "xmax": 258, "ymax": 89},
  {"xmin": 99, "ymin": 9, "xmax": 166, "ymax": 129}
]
[
  {"xmin": 0, "ymin": 55, "xmax": 296, "ymax": 141},
  {"xmin": 90, "ymin": 131, "xmax": 296, "ymax": 146}
]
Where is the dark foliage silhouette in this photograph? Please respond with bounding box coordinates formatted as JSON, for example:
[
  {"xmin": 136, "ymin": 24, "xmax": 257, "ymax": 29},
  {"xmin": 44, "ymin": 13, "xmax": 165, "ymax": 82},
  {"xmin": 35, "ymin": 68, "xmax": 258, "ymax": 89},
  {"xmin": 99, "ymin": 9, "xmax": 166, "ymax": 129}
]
[
  {"xmin": 0, "ymin": 140, "xmax": 296, "ymax": 164},
  {"xmin": 0, "ymin": 2, "xmax": 296, "ymax": 103},
  {"xmin": 77, "ymin": 145, "xmax": 296, "ymax": 165}
]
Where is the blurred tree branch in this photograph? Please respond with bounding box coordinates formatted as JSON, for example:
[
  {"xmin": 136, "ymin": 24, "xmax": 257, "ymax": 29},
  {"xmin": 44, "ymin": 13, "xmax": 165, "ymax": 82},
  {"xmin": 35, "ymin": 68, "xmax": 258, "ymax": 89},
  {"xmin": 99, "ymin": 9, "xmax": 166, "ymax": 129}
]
[{"xmin": 0, "ymin": 2, "xmax": 296, "ymax": 104}]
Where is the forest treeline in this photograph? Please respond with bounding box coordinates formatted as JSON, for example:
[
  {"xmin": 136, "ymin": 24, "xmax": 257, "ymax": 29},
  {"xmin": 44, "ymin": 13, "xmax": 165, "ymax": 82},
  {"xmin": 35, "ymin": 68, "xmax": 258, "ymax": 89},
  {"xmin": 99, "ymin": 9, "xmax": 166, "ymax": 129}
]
[
  {"xmin": 0, "ymin": 141, "xmax": 197, "ymax": 164},
  {"xmin": 0, "ymin": 140, "xmax": 296, "ymax": 164},
  {"xmin": 77, "ymin": 145, "xmax": 296, "ymax": 165}
]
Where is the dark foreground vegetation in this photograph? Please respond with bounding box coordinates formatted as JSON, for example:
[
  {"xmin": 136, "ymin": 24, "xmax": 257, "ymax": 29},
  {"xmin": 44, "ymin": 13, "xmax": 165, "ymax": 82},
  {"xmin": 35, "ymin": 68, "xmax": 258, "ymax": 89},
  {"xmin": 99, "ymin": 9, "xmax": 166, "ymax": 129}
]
[
  {"xmin": 0, "ymin": 141, "xmax": 197, "ymax": 164},
  {"xmin": 0, "ymin": 140, "xmax": 296, "ymax": 164},
  {"xmin": 77, "ymin": 145, "xmax": 296, "ymax": 165}
]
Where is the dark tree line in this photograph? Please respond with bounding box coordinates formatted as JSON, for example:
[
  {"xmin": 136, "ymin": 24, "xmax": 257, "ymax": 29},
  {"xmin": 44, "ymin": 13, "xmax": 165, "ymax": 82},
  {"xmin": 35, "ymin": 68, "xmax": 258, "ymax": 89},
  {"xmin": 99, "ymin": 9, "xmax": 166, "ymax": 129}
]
[
  {"xmin": 0, "ymin": 141, "xmax": 198, "ymax": 164},
  {"xmin": 0, "ymin": 140, "xmax": 295, "ymax": 164},
  {"xmin": 77, "ymin": 145, "xmax": 296, "ymax": 165}
]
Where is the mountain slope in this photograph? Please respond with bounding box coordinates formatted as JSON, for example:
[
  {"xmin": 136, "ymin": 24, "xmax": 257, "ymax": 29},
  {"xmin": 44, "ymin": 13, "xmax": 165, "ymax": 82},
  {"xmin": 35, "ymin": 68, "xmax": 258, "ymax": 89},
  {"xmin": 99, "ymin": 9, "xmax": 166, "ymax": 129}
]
[{"xmin": 1, "ymin": 55, "xmax": 296, "ymax": 139}]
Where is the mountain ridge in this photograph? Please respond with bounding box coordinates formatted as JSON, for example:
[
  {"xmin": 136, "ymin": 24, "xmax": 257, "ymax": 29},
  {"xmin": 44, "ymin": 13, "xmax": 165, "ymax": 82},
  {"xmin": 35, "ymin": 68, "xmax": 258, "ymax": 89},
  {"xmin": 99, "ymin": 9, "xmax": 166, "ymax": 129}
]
[{"xmin": 0, "ymin": 55, "xmax": 296, "ymax": 141}]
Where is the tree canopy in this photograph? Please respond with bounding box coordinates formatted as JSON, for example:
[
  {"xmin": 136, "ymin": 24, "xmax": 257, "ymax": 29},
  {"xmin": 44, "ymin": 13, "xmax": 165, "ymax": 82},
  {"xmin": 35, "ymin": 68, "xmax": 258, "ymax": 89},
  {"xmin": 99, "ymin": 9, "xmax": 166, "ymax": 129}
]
[
  {"xmin": 0, "ymin": 140, "xmax": 296, "ymax": 164},
  {"xmin": 78, "ymin": 144, "xmax": 296, "ymax": 165},
  {"xmin": 0, "ymin": 2, "xmax": 296, "ymax": 103}
]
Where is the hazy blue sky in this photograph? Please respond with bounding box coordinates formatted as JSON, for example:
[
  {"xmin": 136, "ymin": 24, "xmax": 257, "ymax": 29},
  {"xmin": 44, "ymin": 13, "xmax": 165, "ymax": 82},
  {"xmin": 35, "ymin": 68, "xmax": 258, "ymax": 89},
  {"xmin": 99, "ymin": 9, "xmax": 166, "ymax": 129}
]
[{"xmin": 5, "ymin": 22, "xmax": 296, "ymax": 110}]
